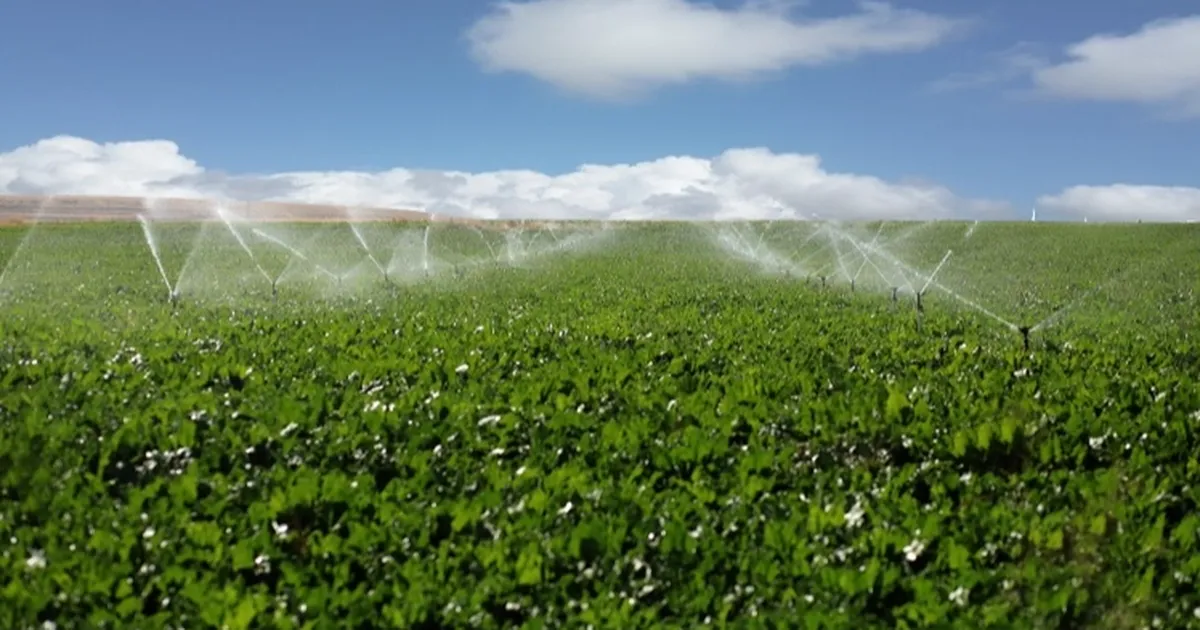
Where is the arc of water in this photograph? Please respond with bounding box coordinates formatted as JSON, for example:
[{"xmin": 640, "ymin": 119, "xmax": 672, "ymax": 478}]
[
  {"xmin": 790, "ymin": 225, "xmax": 826, "ymax": 262},
  {"xmin": 847, "ymin": 238, "xmax": 900, "ymax": 290},
  {"xmin": 879, "ymin": 220, "xmax": 934, "ymax": 249},
  {"xmin": 348, "ymin": 223, "xmax": 386, "ymax": 276},
  {"xmin": 1029, "ymin": 238, "xmax": 1186, "ymax": 333},
  {"xmin": 822, "ymin": 223, "xmax": 1017, "ymax": 330},
  {"xmin": 829, "ymin": 225, "xmax": 911, "ymax": 289},
  {"xmin": 216, "ymin": 208, "xmax": 272, "ymax": 283},
  {"xmin": 919, "ymin": 250, "xmax": 954, "ymax": 295},
  {"xmin": 471, "ymin": 227, "xmax": 500, "ymax": 260},
  {"xmin": 0, "ymin": 196, "xmax": 53, "ymax": 290},
  {"xmin": 250, "ymin": 228, "xmax": 338, "ymax": 281},
  {"xmin": 860, "ymin": 238, "xmax": 1015, "ymax": 330},
  {"xmin": 137, "ymin": 214, "xmax": 174, "ymax": 295}
]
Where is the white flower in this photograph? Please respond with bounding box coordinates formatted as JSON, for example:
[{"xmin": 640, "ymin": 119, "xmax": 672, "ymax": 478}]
[
  {"xmin": 478, "ymin": 415, "xmax": 501, "ymax": 427},
  {"xmin": 557, "ymin": 501, "xmax": 574, "ymax": 516},
  {"xmin": 25, "ymin": 549, "xmax": 47, "ymax": 570},
  {"xmin": 903, "ymin": 538, "xmax": 925, "ymax": 562},
  {"xmin": 455, "ymin": 364, "xmax": 469, "ymax": 374},
  {"xmin": 142, "ymin": 527, "xmax": 156, "ymax": 539},
  {"xmin": 280, "ymin": 422, "xmax": 299, "ymax": 437},
  {"xmin": 42, "ymin": 622, "xmax": 57, "ymax": 630},
  {"xmin": 949, "ymin": 586, "xmax": 969, "ymax": 606},
  {"xmin": 844, "ymin": 501, "xmax": 866, "ymax": 529},
  {"xmin": 959, "ymin": 472, "xmax": 973, "ymax": 484},
  {"xmin": 271, "ymin": 521, "xmax": 289, "ymax": 538}
]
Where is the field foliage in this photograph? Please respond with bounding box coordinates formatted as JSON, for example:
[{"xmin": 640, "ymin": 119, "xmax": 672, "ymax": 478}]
[{"xmin": 1, "ymin": 220, "xmax": 1199, "ymax": 628}]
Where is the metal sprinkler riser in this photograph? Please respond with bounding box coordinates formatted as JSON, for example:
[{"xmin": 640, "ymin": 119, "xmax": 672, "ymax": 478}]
[{"xmin": 1018, "ymin": 325, "xmax": 1032, "ymax": 352}]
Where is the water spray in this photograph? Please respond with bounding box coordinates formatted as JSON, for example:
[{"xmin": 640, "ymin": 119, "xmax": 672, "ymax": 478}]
[
  {"xmin": 919, "ymin": 250, "xmax": 953, "ymax": 296},
  {"xmin": 348, "ymin": 222, "xmax": 387, "ymax": 280},
  {"xmin": 137, "ymin": 214, "xmax": 175, "ymax": 300},
  {"xmin": 251, "ymin": 228, "xmax": 339, "ymax": 283},
  {"xmin": 422, "ymin": 223, "xmax": 432, "ymax": 275},
  {"xmin": 216, "ymin": 208, "xmax": 272, "ymax": 284}
]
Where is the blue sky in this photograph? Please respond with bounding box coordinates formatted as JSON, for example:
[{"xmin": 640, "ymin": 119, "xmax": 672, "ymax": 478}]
[{"xmin": 1, "ymin": 0, "xmax": 1198, "ymax": 221}]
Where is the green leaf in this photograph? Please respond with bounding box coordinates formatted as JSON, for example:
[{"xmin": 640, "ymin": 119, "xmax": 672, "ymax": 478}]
[{"xmin": 516, "ymin": 543, "xmax": 544, "ymax": 586}]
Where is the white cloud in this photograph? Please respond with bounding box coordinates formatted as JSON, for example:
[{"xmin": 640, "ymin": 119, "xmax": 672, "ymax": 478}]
[
  {"xmin": 466, "ymin": 0, "xmax": 965, "ymax": 99},
  {"xmin": 0, "ymin": 136, "xmax": 202, "ymax": 197},
  {"xmin": 0, "ymin": 135, "xmax": 1006, "ymax": 221},
  {"xmin": 928, "ymin": 42, "xmax": 1045, "ymax": 93},
  {"xmin": 1031, "ymin": 15, "xmax": 1200, "ymax": 116},
  {"xmin": 1038, "ymin": 184, "xmax": 1200, "ymax": 222}
]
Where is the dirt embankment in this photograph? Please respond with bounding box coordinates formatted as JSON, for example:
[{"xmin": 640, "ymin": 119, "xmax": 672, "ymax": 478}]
[
  {"xmin": 0, "ymin": 195, "xmax": 440, "ymax": 226},
  {"xmin": 0, "ymin": 195, "xmax": 607, "ymax": 231}
]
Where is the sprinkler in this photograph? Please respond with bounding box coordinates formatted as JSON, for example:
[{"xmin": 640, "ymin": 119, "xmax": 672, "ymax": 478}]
[
  {"xmin": 850, "ymin": 279, "xmax": 856, "ymax": 293},
  {"xmin": 891, "ymin": 287, "xmax": 899, "ymax": 303},
  {"xmin": 915, "ymin": 290, "xmax": 926, "ymax": 333},
  {"xmin": 271, "ymin": 278, "xmax": 279, "ymax": 300},
  {"xmin": 820, "ymin": 275, "xmax": 827, "ymax": 289},
  {"xmin": 168, "ymin": 289, "xmax": 180, "ymax": 305},
  {"xmin": 1018, "ymin": 325, "xmax": 1032, "ymax": 352}
]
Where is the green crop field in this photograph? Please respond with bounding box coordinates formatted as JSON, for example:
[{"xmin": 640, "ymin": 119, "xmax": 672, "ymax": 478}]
[{"xmin": 2, "ymin": 219, "xmax": 1199, "ymax": 629}]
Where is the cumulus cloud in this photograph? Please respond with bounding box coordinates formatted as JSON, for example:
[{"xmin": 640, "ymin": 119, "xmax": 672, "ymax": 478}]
[
  {"xmin": 1032, "ymin": 15, "xmax": 1200, "ymax": 116},
  {"xmin": 466, "ymin": 0, "xmax": 966, "ymax": 99},
  {"xmin": 0, "ymin": 135, "xmax": 1009, "ymax": 221},
  {"xmin": 1038, "ymin": 185, "xmax": 1200, "ymax": 222}
]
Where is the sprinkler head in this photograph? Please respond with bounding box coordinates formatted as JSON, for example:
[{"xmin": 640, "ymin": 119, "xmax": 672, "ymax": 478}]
[
  {"xmin": 916, "ymin": 291, "xmax": 925, "ymax": 313},
  {"xmin": 850, "ymin": 279, "xmax": 856, "ymax": 292},
  {"xmin": 820, "ymin": 275, "xmax": 827, "ymax": 288},
  {"xmin": 891, "ymin": 287, "xmax": 899, "ymax": 302},
  {"xmin": 168, "ymin": 289, "xmax": 180, "ymax": 304},
  {"xmin": 1018, "ymin": 325, "xmax": 1032, "ymax": 351}
]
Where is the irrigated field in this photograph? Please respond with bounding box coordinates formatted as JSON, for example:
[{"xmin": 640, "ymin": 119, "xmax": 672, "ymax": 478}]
[{"xmin": 2, "ymin": 219, "xmax": 1199, "ymax": 628}]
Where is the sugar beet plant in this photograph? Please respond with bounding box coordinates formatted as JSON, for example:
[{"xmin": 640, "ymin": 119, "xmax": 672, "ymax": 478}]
[{"xmin": 1, "ymin": 221, "xmax": 1200, "ymax": 629}]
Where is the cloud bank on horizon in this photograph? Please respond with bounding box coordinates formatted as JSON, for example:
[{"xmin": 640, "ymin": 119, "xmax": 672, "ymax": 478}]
[{"xmin": 0, "ymin": 135, "xmax": 1196, "ymax": 222}]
